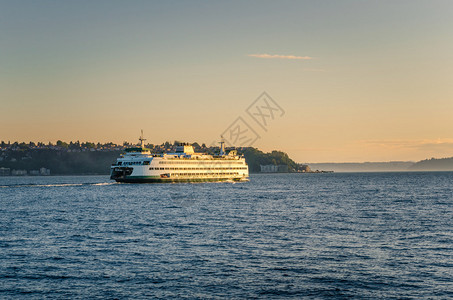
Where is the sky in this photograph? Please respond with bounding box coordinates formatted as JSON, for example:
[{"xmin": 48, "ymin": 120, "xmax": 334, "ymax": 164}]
[{"xmin": 1, "ymin": 0, "xmax": 452, "ymax": 162}]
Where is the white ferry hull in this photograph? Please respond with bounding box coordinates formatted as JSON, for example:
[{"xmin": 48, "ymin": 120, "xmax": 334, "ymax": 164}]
[
  {"xmin": 111, "ymin": 175, "xmax": 248, "ymax": 183},
  {"xmin": 110, "ymin": 165, "xmax": 248, "ymax": 183},
  {"xmin": 110, "ymin": 137, "xmax": 249, "ymax": 184}
]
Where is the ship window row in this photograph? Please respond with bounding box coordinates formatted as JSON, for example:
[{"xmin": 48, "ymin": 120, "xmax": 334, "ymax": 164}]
[
  {"xmin": 119, "ymin": 161, "xmax": 150, "ymax": 166},
  {"xmin": 170, "ymin": 172, "xmax": 239, "ymax": 176},
  {"xmin": 159, "ymin": 161, "xmax": 243, "ymax": 165},
  {"xmin": 150, "ymin": 167, "xmax": 247, "ymax": 170}
]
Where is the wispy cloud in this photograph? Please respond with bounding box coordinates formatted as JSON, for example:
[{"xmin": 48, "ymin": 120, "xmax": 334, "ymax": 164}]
[{"xmin": 248, "ymin": 53, "xmax": 312, "ymax": 60}]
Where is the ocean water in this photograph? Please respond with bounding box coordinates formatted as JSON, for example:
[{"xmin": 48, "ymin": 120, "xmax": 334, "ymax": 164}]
[{"xmin": 0, "ymin": 173, "xmax": 452, "ymax": 299}]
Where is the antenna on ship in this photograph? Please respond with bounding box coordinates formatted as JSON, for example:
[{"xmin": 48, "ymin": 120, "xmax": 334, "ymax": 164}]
[
  {"xmin": 139, "ymin": 129, "xmax": 146, "ymax": 149},
  {"xmin": 219, "ymin": 136, "xmax": 225, "ymax": 156}
]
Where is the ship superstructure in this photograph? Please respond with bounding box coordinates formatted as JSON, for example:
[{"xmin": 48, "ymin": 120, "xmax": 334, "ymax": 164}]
[{"xmin": 110, "ymin": 132, "xmax": 249, "ymax": 183}]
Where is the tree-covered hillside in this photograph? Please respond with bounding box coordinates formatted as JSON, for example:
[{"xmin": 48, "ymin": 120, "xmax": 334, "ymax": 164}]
[
  {"xmin": 0, "ymin": 141, "xmax": 299, "ymax": 174},
  {"xmin": 242, "ymin": 148, "xmax": 299, "ymax": 172},
  {"xmin": 1, "ymin": 149, "xmax": 122, "ymax": 175}
]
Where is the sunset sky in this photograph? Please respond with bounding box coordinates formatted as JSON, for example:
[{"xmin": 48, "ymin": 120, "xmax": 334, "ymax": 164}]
[{"xmin": 1, "ymin": 1, "xmax": 452, "ymax": 162}]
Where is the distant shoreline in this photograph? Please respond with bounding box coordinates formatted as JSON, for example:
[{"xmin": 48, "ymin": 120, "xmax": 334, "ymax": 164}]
[
  {"xmin": 304, "ymin": 159, "xmax": 453, "ymax": 172},
  {"xmin": 5, "ymin": 170, "xmax": 453, "ymax": 178},
  {"xmin": 2, "ymin": 141, "xmax": 453, "ymax": 174}
]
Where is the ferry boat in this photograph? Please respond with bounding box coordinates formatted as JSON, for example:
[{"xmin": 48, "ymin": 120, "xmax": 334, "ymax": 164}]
[{"xmin": 110, "ymin": 132, "xmax": 249, "ymax": 183}]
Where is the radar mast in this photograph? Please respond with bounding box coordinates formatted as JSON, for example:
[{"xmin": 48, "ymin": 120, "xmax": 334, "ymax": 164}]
[
  {"xmin": 219, "ymin": 136, "xmax": 225, "ymax": 156},
  {"xmin": 139, "ymin": 129, "xmax": 146, "ymax": 149}
]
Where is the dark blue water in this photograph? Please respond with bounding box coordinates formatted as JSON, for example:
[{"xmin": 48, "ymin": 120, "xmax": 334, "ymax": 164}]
[{"xmin": 1, "ymin": 173, "xmax": 452, "ymax": 299}]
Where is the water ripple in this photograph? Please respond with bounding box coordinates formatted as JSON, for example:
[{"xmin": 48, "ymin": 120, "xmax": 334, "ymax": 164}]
[{"xmin": 1, "ymin": 173, "xmax": 453, "ymax": 298}]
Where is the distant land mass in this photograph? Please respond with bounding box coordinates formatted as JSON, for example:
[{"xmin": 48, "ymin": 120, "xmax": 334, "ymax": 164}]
[
  {"xmin": 307, "ymin": 162, "xmax": 415, "ymax": 173},
  {"xmin": 309, "ymin": 158, "xmax": 453, "ymax": 172},
  {"xmin": 1, "ymin": 140, "xmax": 453, "ymax": 175},
  {"xmin": 409, "ymin": 157, "xmax": 453, "ymax": 171}
]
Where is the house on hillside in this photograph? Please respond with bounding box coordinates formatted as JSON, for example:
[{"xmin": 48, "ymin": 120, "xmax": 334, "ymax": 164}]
[{"xmin": 260, "ymin": 164, "xmax": 288, "ymax": 173}]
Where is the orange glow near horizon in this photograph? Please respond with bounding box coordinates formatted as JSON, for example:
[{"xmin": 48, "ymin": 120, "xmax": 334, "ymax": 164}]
[{"xmin": 1, "ymin": 1, "xmax": 452, "ymax": 163}]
